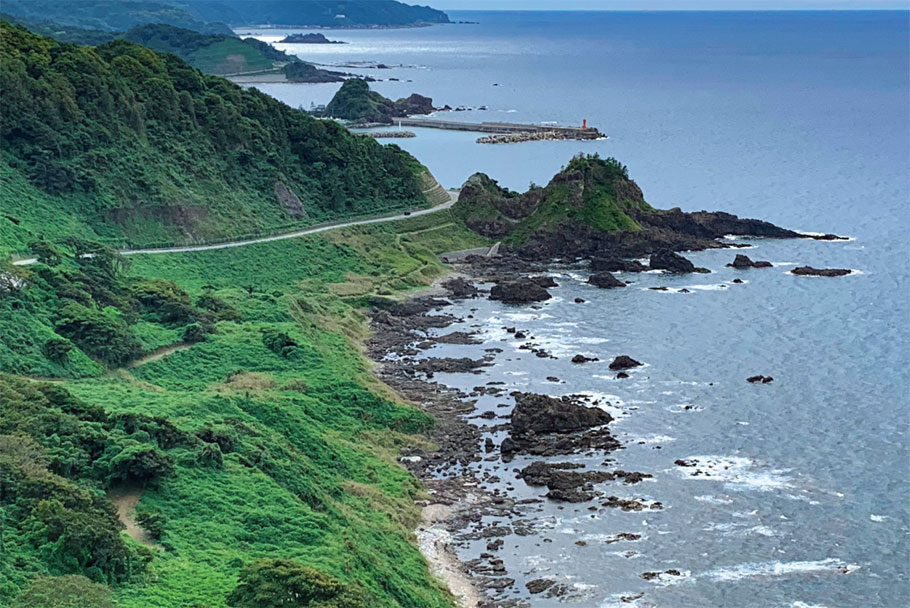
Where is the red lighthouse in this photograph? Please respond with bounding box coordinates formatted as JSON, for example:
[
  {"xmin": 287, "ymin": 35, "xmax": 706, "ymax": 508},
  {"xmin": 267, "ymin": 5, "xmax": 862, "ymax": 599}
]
[{"xmin": 582, "ymin": 118, "xmax": 587, "ymax": 130}]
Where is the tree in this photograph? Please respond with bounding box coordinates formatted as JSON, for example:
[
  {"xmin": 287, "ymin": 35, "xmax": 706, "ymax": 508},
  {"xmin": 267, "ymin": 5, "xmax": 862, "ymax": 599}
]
[{"xmin": 227, "ymin": 559, "xmax": 366, "ymax": 608}]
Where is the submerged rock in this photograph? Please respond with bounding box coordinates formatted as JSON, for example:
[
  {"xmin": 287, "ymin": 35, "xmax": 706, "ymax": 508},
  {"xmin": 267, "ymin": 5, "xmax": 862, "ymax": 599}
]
[
  {"xmin": 526, "ymin": 579, "xmax": 556, "ymax": 594},
  {"xmin": 489, "ymin": 279, "xmax": 552, "ymax": 303},
  {"xmin": 747, "ymin": 375, "xmax": 774, "ymax": 383},
  {"xmin": 807, "ymin": 233, "xmax": 848, "ymax": 241},
  {"xmin": 649, "ymin": 249, "xmax": 710, "ymax": 274},
  {"xmin": 727, "ymin": 254, "xmax": 773, "ymax": 269},
  {"xmin": 791, "ymin": 266, "xmax": 852, "ymax": 277},
  {"xmin": 587, "ymin": 271, "xmax": 626, "ymax": 288},
  {"xmin": 609, "ymin": 355, "xmax": 642, "ymax": 370}
]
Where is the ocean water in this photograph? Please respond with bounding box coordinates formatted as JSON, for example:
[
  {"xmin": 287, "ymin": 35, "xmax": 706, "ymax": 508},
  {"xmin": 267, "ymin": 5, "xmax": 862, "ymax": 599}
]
[{"xmin": 243, "ymin": 11, "xmax": 910, "ymax": 607}]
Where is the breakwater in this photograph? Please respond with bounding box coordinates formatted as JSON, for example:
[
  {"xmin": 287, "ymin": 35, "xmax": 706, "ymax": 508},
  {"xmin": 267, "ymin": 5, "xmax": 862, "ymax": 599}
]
[
  {"xmin": 395, "ymin": 118, "xmax": 604, "ymax": 140},
  {"xmin": 362, "ymin": 131, "xmax": 416, "ymax": 138}
]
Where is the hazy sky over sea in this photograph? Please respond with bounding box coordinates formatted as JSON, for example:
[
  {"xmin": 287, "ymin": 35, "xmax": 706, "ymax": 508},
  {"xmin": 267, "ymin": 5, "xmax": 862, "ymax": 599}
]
[{"xmin": 442, "ymin": 1, "xmax": 907, "ymax": 9}]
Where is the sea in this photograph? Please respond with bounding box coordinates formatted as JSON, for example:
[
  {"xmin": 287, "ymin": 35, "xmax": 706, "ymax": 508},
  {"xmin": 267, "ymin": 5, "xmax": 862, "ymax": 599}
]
[{"xmin": 241, "ymin": 11, "xmax": 910, "ymax": 607}]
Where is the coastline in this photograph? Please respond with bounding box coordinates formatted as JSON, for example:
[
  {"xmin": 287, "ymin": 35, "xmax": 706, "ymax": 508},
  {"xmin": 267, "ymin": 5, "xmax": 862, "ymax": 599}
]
[{"xmin": 366, "ymin": 273, "xmax": 508, "ymax": 607}]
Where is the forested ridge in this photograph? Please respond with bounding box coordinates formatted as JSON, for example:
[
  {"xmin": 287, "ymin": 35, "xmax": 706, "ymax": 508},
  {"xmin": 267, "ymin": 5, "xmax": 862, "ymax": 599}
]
[{"xmin": 0, "ymin": 22, "xmax": 433, "ymax": 254}]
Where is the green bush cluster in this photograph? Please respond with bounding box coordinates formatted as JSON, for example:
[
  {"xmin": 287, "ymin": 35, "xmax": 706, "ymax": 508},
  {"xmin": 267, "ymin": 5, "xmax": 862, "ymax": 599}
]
[{"xmin": 0, "ymin": 240, "xmax": 213, "ymax": 375}]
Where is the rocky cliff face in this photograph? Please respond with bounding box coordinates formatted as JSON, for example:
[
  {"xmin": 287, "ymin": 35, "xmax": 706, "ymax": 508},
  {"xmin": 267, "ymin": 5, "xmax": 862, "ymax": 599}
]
[{"xmin": 453, "ymin": 154, "xmax": 802, "ymax": 262}]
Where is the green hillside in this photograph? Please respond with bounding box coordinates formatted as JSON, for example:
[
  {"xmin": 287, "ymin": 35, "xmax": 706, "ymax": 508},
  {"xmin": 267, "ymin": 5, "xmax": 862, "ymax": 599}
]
[{"xmin": 0, "ymin": 22, "xmax": 435, "ymax": 255}]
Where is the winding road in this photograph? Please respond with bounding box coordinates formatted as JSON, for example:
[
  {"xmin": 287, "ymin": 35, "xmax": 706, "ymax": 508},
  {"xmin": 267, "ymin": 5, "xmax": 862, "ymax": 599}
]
[{"xmin": 12, "ymin": 190, "xmax": 459, "ymax": 266}]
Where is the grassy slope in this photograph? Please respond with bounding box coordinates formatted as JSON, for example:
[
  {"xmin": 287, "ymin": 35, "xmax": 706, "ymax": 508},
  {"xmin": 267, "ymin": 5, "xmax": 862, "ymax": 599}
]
[
  {"xmin": 0, "ymin": 23, "xmax": 433, "ymax": 256},
  {"xmin": 0, "ymin": 210, "xmax": 488, "ymax": 607}
]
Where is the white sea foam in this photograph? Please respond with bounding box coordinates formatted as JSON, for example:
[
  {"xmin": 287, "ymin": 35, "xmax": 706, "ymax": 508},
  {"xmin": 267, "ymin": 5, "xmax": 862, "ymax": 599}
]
[
  {"xmin": 705, "ymin": 558, "xmax": 859, "ymax": 582},
  {"xmin": 633, "ymin": 434, "xmax": 676, "ymax": 445},
  {"xmin": 870, "ymin": 514, "xmax": 886, "ymax": 522},
  {"xmin": 694, "ymin": 494, "xmax": 734, "ymax": 505},
  {"xmin": 675, "ymin": 455, "xmax": 793, "ymax": 491},
  {"xmin": 685, "ymin": 284, "xmax": 730, "ymax": 291}
]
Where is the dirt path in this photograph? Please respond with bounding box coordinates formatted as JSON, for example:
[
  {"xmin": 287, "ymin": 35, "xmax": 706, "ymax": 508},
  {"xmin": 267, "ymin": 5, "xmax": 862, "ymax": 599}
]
[
  {"xmin": 127, "ymin": 343, "xmax": 191, "ymax": 368},
  {"xmin": 107, "ymin": 486, "xmax": 156, "ymax": 547}
]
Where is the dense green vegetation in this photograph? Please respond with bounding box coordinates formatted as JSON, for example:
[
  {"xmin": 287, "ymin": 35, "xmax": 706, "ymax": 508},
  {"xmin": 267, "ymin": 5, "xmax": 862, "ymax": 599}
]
[
  {"xmin": 0, "ymin": 209, "xmax": 487, "ymax": 607},
  {"xmin": 0, "ymin": 23, "xmax": 436, "ymax": 255},
  {"xmin": 454, "ymin": 153, "xmax": 654, "ymax": 246},
  {"xmin": 0, "ymin": 0, "xmax": 232, "ymax": 34}
]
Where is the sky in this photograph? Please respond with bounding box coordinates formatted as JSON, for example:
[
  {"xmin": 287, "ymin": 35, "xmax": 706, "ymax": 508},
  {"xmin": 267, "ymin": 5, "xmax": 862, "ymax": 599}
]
[{"xmin": 439, "ymin": 1, "xmax": 909, "ymax": 10}]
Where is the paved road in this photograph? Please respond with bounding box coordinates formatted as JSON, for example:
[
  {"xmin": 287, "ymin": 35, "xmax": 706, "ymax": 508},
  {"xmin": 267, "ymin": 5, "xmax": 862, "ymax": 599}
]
[{"xmin": 12, "ymin": 190, "xmax": 459, "ymax": 266}]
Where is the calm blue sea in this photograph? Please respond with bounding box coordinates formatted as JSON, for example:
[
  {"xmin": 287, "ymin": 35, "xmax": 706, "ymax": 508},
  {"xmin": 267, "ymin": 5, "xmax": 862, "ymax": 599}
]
[{"xmin": 245, "ymin": 11, "xmax": 909, "ymax": 607}]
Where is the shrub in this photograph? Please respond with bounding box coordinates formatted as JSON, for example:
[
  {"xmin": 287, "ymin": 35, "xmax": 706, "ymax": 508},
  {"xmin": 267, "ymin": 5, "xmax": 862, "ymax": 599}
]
[
  {"xmin": 54, "ymin": 302, "xmax": 141, "ymax": 367},
  {"xmin": 261, "ymin": 330, "xmax": 299, "ymax": 358},
  {"xmin": 10, "ymin": 575, "xmax": 115, "ymax": 608}
]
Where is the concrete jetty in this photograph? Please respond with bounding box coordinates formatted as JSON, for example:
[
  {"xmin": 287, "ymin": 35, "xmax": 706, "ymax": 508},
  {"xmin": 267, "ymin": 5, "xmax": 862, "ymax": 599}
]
[{"xmin": 393, "ymin": 118, "xmax": 603, "ymax": 140}]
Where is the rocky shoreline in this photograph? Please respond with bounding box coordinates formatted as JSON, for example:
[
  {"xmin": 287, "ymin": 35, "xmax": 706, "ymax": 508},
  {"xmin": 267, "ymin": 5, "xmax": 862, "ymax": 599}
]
[{"xmin": 367, "ymin": 262, "xmax": 658, "ymax": 606}]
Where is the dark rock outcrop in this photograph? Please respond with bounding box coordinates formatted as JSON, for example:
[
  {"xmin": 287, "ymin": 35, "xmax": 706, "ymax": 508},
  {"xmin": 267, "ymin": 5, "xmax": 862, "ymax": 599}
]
[
  {"xmin": 440, "ymin": 276, "xmax": 478, "ymax": 298},
  {"xmin": 791, "ymin": 266, "xmax": 852, "ymax": 277},
  {"xmin": 727, "ymin": 254, "xmax": 772, "ymax": 269},
  {"xmin": 609, "ymin": 355, "xmax": 642, "ymax": 370},
  {"xmin": 590, "ymin": 257, "xmax": 648, "ymax": 273},
  {"xmin": 649, "ymin": 249, "xmax": 709, "ymax": 274},
  {"xmin": 501, "ymin": 392, "xmax": 618, "ymax": 460},
  {"xmin": 529, "ymin": 275, "xmax": 558, "ymax": 288},
  {"xmin": 571, "ymin": 354, "xmax": 598, "ymax": 364},
  {"xmin": 587, "ymin": 272, "xmax": 626, "ymax": 288},
  {"xmin": 396, "ymin": 93, "xmax": 435, "ymax": 115},
  {"xmin": 511, "ymin": 392, "xmax": 612, "ymax": 435},
  {"xmin": 273, "ymin": 180, "xmax": 307, "ymax": 218},
  {"xmin": 489, "ymin": 279, "xmax": 551, "ymax": 303}
]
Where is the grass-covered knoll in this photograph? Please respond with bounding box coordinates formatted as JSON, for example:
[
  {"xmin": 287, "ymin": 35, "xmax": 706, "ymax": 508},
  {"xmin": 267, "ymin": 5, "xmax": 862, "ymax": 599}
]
[
  {"xmin": 0, "ymin": 23, "xmax": 434, "ymax": 254},
  {"xmin": 453, "ymin": 153, "xmax": 655, "ymax": 246},
  {"xmin": 0, "ymin": 209, "xmax": 486, "ymax": 607},
  {"xmin": 123, "ymin": 24, "xmax": 286, "ymax": 75}
]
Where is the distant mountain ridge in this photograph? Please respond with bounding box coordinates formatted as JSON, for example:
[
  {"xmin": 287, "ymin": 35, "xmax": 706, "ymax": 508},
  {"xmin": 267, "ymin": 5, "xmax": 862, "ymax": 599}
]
[
  {"xmin": 0, "ymin": 0, "xmax": 450, "ymax": 34},
  {"xmin": 173, "ymin": 0, "xmax": 450, "ymax": 27}
]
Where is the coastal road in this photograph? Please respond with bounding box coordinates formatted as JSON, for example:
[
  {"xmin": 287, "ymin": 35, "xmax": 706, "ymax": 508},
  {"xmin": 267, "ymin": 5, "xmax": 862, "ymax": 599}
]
[{"xmin": 12, "ymin": 190, "xmax": 460, "ymax": 266}]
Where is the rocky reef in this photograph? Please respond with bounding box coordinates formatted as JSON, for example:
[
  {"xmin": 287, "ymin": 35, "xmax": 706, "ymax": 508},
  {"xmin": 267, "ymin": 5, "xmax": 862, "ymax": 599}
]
[{"xmin": 452, "ymin": 154, "xmax": 805, "ymax": 263}]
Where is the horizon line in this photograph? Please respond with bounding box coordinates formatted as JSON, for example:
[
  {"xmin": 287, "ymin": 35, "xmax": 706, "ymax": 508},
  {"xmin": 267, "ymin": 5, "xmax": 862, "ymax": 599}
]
[{"xmin": 440, "ymin": 8, "xmax": 909, "ymax": 12}]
